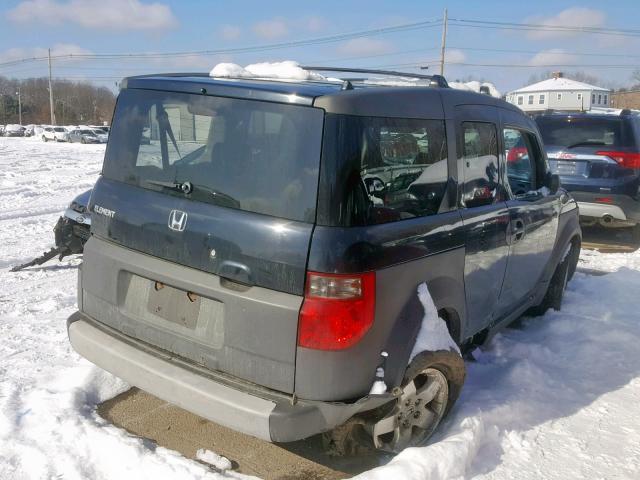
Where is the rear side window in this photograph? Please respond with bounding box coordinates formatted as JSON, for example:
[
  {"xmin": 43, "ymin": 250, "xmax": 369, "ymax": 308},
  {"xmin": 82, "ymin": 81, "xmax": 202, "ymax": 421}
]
[
  {"xmin": 536, "ymin": 116, "xmax": 636, "ymax": 148},
  {"xmin": 103, "ymin": 89, "xmax": 324, "ymax": 222},
  {"xmin": 503, "ymin": 128, "xmax": 535, "ymax": 195},
  {"xmin": 460, "ymin": 122, "xmax": 503, "ymax": 208},
  {"xmin": 317, "ymin": 115, "xmax": 449, "ymax": 226}
]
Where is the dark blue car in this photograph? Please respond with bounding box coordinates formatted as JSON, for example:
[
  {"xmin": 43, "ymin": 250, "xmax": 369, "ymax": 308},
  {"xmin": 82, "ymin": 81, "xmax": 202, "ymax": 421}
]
[{"xmin": 536, "ymin": 111, "xmax": 640, "ymax": 239}]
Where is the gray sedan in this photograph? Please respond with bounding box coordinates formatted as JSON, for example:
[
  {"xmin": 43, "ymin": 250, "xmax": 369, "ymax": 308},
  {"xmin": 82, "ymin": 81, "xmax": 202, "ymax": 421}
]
[{"xmin": 69, "ymin": 129, "xmax": 101, "ymax": 144}]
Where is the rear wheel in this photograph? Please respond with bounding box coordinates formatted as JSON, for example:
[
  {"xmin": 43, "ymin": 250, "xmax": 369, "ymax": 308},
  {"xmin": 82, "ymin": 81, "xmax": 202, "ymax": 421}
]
[
  {"xmin": 631, "ymin": 224, "xmax": 640, "ymax": 245},
  {"xmin": 42, "ymin": 135, "xmax": 47, "ymax": 142},
  {"xmin": 527, "ymin": 241, "xmax": 577, "ymax": 316},
  {"xmin": 325, "ymin": 350, "xmax": 465, "ymax": 455},
  {"xmin": 81, "ymin": 138, "xmax": 86, "ymax": 144}
]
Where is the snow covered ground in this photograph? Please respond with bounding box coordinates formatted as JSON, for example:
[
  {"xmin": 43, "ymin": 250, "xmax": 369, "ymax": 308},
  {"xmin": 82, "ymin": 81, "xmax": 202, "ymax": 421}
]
[{"xmin": 1, "ymin": 137, "xmax": 639, "ymax": 479}]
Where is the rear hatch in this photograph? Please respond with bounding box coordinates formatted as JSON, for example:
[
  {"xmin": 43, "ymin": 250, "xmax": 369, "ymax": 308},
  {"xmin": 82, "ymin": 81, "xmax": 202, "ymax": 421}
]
[
  {"xmin": 86, "ymin": 87, "xmax": 324, "ymax": 393},
  {"xmin": 536, "ymin": 115, "xmax": 639, "ymax": 188}
]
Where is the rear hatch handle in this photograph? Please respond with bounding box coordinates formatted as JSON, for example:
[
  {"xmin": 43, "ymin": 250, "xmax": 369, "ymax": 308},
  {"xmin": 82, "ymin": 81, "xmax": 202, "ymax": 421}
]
[{"xmin": 219, "ymin": 260, "xmax": 254, "ymax": 286}]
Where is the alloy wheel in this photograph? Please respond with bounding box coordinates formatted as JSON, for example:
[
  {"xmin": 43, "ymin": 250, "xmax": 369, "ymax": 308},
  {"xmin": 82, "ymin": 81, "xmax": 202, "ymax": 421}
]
[{"xmin": 372, "ymin": 367, "xmax": 448, "ymax": 452}]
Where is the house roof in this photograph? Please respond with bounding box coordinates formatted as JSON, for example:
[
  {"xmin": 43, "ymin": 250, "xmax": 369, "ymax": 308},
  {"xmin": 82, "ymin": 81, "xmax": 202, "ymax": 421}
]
[{"xmin": 510, "ymin": 77, "xmax": 610, "ymax": 94}]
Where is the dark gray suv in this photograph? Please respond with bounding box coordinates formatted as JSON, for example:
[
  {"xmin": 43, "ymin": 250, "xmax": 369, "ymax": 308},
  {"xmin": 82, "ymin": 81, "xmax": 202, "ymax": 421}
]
[{"xmin": 67, "ymin": 68, "xmax": 581, "ymax": 453}]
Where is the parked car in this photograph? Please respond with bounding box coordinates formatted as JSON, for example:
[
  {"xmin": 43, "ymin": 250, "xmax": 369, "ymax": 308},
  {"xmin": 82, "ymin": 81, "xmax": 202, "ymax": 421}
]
[
  {"xmin": 42, "ymin": 126, "xmax": 70, "ymax": 142},
  {"xmin": 67, "ymin": 69, "xmax": 581, "ymax": 454},
  {"xmin": 69, "ymin": 129, "xmax": 101, "ymax": 144},
  {"xmin": 3, "ymin": 124, "xmax": 25, "ymax": 137},
  {"xmin": 90, "ymin": 128, "xmax": 108, "ymax": 143},
  {"xmin": 535, "ymin": 110, "xmax": 640, "ymax": 239},
  {"xmin": 23, "ymin": 124, "xmax": 36, "ymax": 137}
]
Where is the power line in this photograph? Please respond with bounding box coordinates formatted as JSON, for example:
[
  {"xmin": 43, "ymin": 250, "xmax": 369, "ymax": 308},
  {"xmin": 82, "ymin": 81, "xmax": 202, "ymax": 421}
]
[
  {"xmin": 449, "ymin": 18, "xmax": 640, "ymax": 37},
  {"xmin": 0, "ymin": 18, "xmax": 442, "ymax": 70}
]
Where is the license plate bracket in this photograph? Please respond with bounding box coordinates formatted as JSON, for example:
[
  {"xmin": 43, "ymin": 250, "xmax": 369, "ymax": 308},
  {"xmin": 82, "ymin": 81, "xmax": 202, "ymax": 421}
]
[{"xmin": 147, "ymin": 281, "xmax": 201, "ymax": 329}]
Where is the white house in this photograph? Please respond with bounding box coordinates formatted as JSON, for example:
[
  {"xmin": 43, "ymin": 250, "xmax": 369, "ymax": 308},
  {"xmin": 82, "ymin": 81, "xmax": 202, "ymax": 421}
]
[{"xmin": 506, "ymin": 73, "xmax": 611, "ymax": 113}]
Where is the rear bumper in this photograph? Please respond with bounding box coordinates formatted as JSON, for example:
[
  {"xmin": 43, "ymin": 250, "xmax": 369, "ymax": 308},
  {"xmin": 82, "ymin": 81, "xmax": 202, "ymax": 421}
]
[
  {"xmin": 67, "ymin": 311, "xmax": 391, "ymax": 442},
  {"xmin": 570, "ymin": 191, "xmax": 640, "ymax": 223}
]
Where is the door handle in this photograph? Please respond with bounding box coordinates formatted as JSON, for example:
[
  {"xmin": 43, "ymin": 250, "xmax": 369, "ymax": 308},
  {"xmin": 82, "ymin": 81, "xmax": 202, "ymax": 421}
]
[{"xmin": 511, "ymin": 219, "xmax": 525, "ymax": 243}]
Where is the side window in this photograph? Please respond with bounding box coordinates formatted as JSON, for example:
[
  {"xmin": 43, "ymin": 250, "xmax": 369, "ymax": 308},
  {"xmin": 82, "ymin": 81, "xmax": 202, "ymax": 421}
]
[
  {"xmin": 460, "ymin": 122, "xmax": 501, "ymax": 208},
  {"xmin": 503, "ymin": 128, "xmax": 535, "ymax": 196},
  {"xmin": 360, "ymin": 119, "xmax": 449, "ymax": 223}
]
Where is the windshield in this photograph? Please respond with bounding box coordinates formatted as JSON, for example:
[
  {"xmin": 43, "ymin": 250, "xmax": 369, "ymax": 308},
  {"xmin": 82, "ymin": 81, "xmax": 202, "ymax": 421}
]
[
  {"xmin": 535, "ymin": 116, "xmax": 635, "ymax": 149},
  {"xmin": 103, "ymin": 89, "xmax": 324, "ymax": 222}
]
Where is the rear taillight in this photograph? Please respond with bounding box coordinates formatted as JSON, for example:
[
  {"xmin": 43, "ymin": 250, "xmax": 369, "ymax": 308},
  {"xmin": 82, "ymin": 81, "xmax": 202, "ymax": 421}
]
[
  {"xmin": 596, "ymin": 151, "xmax": 640, "ymax": 169},
  {"xmin": 297, "ymin": 271, "xmax": 375, "ymax": 350}
]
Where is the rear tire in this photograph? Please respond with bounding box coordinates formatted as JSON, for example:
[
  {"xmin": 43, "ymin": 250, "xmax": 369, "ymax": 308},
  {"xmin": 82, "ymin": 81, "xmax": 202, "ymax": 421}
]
[
  {"xmin": 42, "ymin": 135, "xmax": 47, "ymax": 142},
  {"xmin": 325, "ymin": 350, "xmax": 465, "ymax": 455},
  {"xmin": 527, "ymin": 241, "xmax": 577, "ymax": 316},
  {"xmin": 631, "ymin": 224, "xmax": 640, "ymax": 246}
]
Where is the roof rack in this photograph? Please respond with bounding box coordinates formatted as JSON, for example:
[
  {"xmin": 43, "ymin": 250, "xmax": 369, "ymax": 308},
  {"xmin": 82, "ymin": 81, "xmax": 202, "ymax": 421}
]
[{"xmin": 300, "ymin": 66, "xmax": 449, "ymax": 88}]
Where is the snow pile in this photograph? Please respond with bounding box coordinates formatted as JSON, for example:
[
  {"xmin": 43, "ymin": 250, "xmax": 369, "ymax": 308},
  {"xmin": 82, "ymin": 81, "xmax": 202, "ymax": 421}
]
[
  {"xmin": 196, "ymin": 449, "xmax": 232, "ymax": 471},
  {"xmin": 449, "ymin": 80, "xmax": 502, "ymax": 98},
  {"xmin": 210, "ymin": 61, "xmax": 326, "ymax": 80},
  {"xmin": 0, "ymin": 139, "xmax": 237, "ymax": 480},
  {"xmin": 410, "ymin": 283, "xmax": 460, "ymax": 361},
  {"xmin": 358, "ymin": 258, "xmax": 640, "ymax": 479}
]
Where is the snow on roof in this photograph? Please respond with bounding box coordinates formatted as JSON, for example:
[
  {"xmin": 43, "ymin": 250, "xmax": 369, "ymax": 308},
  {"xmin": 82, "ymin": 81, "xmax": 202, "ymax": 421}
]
[
  {"xmin": 210, "ymin": 61, "xmax": 327, "ymax": 81},
  {"xmin": 210, "ymin": 61, "xmax": 502, "ymax": 98},
  {"xmin": 362, "ymin": 78, "xmax": 502, "ymax": 98},
  {"xmin": 449, "ymin": 80, "xmax": 501, "ymax": 98},
  {"xmin": 511, "ymin": 77, "xmax": 609, "ymax": 94}
]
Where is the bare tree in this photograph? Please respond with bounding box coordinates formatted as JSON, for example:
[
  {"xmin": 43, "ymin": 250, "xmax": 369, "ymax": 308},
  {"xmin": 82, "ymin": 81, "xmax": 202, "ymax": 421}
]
[{"xmin": 0, "ymin": 75, "xmax": 116, "ymax": 125}]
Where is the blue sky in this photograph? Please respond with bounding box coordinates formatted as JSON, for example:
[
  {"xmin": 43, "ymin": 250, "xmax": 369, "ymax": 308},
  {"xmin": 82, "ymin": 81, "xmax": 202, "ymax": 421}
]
[{"xmin": 0, "ymin": 0, "xmax": 638, "ymax": 93}]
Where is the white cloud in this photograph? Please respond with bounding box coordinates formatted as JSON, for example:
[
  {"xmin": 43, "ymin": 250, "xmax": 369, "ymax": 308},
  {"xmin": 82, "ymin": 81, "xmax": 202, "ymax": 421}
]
[
  {"xmin": 526, "ymin": 7, "xmax": 605, "ymax": 39},
  {"xmin": 529, "ymin": 49, "xmax": 579, "ymax": 66},
  {"xmin": 445, "ymin": 49, "xmax": 466, "ymax": 64},
  {"xmin": 0, "ymin": 43, "xmax": 92, "ymax": 63},
  {"xmin": 7, "ymin": 0, "xmax": 177, "ymax": 31},
  {"xmin": 253, "ymin": 18, "xmax": 288, "ymax": 40},
  {"xmin": 304, "ymin": 16, "xmax": 327, "ymax": 33},
  {"xmin": 337, "ymin": 38, "xmax": 393, "ymax": 56},
  {"xmin": 219, "ymin": 25, "xmax": 242, "ymax": 41}
]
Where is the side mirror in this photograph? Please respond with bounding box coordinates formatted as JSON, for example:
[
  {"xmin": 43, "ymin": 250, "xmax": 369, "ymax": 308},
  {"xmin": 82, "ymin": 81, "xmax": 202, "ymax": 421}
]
[{"xmin": 543, "ymin": 172, "xmax": 560, "ymax": 194}]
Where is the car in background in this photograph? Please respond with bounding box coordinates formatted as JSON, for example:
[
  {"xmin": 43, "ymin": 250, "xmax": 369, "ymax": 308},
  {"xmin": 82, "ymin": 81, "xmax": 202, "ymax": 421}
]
[
  {"xmin": 23, "ymin": 125, "xmax": 36, "ymax": 137},
  {"xmin": 90, "ymin": 125, "xmax": 110, "ymax": 134},
  {"xmin": 3, "ymin": 124, "xmax": 25, "ymax": 137},
  {"xmin": 42, "ymin": 126, "xmax": 70, "ymax": 142},
  {"xmin": 90, "ymin": 128, "xmax": 108, "ymax": 143},
  {"xmin": 535, "ymin": 110, "xmax": 640, "ymax": 239},
  {"xmin": 69, "ymin": 129, "xmax": 101, "ymax": 144}
]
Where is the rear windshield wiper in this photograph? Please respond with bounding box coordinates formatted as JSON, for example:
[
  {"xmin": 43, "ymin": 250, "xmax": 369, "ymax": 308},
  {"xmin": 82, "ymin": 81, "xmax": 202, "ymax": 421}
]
[
  {"xmin": 143, "ymin": 179, "xmax": 193, "ymax": 194},
  {"xmin": 191, "ymin": 184, "xmax": 241, "ymax": 209},
  {"xmin": 566, "ymin": 141, "xmax": 607, "ymax": 149},
  {"xmin": 143, "ymin": 180, "xmax": 240, "ymax": 208}
]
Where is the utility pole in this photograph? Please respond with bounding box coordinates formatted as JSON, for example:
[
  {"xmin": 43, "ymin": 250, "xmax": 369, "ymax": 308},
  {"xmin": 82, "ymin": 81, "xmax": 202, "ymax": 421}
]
[
  {"xmin": 16, "ymin": 86, "xmax": 22, "ymax": 125},
  {"xmin": 439, "ymin": 8, "xmax": 448, "ymax": 76},
  {"xmin": 48, "ymin": 48, "xmax": 55, "ymax": 125}
]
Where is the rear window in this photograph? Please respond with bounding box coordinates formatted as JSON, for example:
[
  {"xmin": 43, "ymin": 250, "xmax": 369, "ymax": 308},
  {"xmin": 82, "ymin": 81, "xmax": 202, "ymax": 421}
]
[
  {"xmin": 103, "ymin": 89, "xmax": 324, "ymax": 223},
  {"xmin": 535, "ymin": 116, "xmax": 636, "ymax": 149},
  {"xmin": 317, "ymin": 114, "xmax": 449, "ymax": 226}
]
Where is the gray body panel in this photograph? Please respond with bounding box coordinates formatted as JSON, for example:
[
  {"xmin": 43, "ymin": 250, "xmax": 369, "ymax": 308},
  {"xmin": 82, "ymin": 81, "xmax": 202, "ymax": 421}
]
[{"xmin": 81, "ymin": 235, "xmax": 302, "ymax": 393}]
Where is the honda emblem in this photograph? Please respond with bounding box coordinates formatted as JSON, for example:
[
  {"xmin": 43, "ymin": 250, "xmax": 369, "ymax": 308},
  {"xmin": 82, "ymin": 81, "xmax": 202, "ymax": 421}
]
[{"xmin": 168, "ymin": 210, "xmax": 188, "ymax": 232}]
